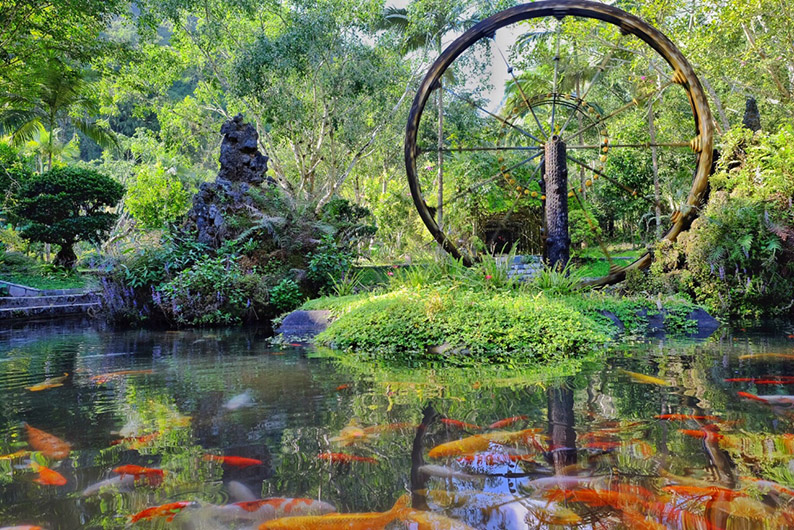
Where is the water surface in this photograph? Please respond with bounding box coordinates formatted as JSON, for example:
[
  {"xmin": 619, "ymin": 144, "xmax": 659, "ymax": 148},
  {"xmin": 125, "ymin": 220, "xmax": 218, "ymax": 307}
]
[{"xmin": 1, "ymin": 321, "xmax": 794, "ymax": 528}]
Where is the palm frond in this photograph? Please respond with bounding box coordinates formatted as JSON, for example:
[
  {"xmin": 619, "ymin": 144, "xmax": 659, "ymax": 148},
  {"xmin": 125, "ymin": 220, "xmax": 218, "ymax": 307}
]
[{"xmin": 73, "ymin": 119, "xmax": 118, "ymax": 149}]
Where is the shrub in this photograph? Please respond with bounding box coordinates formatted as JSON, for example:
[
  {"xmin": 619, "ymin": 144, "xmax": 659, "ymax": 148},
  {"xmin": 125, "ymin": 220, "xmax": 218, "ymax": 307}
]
[
  {"xmin": 269, "ymin": 278, "xmax": 303, "ymax": 312},
  {"xmin": 10, "ymin": 166, "xmax": 124, "ymax": 267},
  {"xmin": 126, "ymin": 164, "xmax": 191, "ymax": 230},
  {"xmin": 307, "ymin": 235, "xmax": 352, "ymax": 294}
]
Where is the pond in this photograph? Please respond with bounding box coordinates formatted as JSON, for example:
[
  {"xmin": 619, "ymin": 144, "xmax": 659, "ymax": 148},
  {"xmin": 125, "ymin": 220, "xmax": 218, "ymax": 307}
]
[{"xmin": 1, "ymin": 320, "xmax": 794, "ymax": 529}]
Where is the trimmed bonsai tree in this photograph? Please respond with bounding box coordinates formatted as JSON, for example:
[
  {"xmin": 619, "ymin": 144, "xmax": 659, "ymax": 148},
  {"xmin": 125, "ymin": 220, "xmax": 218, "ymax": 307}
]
[{"xmin": 11, "ymin": 166, "xmax": 124, "ymax": 267}]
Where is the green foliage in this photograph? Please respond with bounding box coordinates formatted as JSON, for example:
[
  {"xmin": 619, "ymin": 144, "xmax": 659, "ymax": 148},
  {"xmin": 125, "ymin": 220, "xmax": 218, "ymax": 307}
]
[
  {"xmin": 307, "ymin": 235, "xmax": 353, "ymax": 294},
  {"xmin": 312, "ymin": 286, "xmax": 612, "ymax": 365},
  {"xmin": 531, "ymin": 261, "xmax": 586, "ymax": 296},
  {"xmin": 10, "ymin": 166, "xmax": 124, "ymax": 267},
  {"xmin": 0, "ymin": 143, "xmax": 32, "ymax": 218},
  {"xmin": 126, "ymin": 164, "xmax": 191, "ymax": 230},
  {"xmin": 269, "ymin": 278, "xmax": 303, "ymax": 313},
  {"xmin": 329, "ymin": 268, "xmax": 366, "ymax": 297},
  {"xmin": 569, "ymin": 209, "xmax": 603, "ymax": 253},
  {"xmin": 320, "ymin": 198, "xmax": 377, "ymax": 249},
  {"xmin": 157, "ymin": 256, "xmax": 268, "ymax": 325}
]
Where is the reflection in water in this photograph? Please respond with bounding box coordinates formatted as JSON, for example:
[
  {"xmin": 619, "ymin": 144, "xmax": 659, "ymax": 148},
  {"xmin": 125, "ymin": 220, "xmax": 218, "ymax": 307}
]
[{"xmin": 2, "ymin": 325, "xmax": 794, "ymax": 528}]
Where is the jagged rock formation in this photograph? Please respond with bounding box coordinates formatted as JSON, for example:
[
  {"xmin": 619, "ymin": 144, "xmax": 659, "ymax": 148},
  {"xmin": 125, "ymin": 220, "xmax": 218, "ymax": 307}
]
[
  {"xmin": 184, "ymin": 114, "xmax": 270, "ymax": 248},
  {"xmin": 742, "ymin": 97, "xmax": 761, "ymax": 132}
]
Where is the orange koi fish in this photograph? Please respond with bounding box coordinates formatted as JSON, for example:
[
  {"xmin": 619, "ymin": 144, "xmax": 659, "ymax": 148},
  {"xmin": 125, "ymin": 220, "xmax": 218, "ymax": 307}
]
[
  {"xmin": 584, "ymin": 441, "xmax": 622, "ymax": 451},
  {"xmin": 317, "ymin": 452, "xmax": 378, "ymax": 464},
  {"xmin": 0, "ymin": 450, "xmax": 30, "ymax": 461},
  {"xmin": 130, "ymin": 501, "xmax": 196, "ymax": 523},
  {"xmin": 25, "ymin": 373, "xmax": 68, "ymax": 391},
  {"xmin": 90, "ymin": 369, "xmax": 154, "ymax": 384},
  {"xmin": 678, "ymin": 429, "xmax": 724, "ymax": 442},
  {"xmin": 655, "ymin": 414, "xmax": 721, "ymax": 421},
  {"xmin": 113, "ymin": 465, "xmax": 165, "ymax": 482},
  {"xmin": 737, "ymin": 391, "xmax": 769, "ymax": 402},
  {"xmin": 545, "ymin": 487, "xmax": 645, "ymax": 509},
  {"xmin": 725, "ymin": 376, "xmax": 794, "ymax": 383},
  {"xmin": 619, "ymin": 369, "xmax": 669, "ymax": 386},
  {"xmin": 0, "ymin": 526, "xmax": 45, "ymax": 530},
  {"xmin": 335, "ymin": 384, "xmax": 350, "ymax": 391},
  {"xmin": 427, "ymin": 428, "xmax": 542, "ymax": 459},
  {"xmin": 31, "ymin": 462, "xmax": 66, "ymax": 486},
  {"xmin": 398, "ymin": 509, "xmax": 477, "ymax": 529},
  {"xmin": 441, "ymin": 418, "xmax": 481, "ymax": 430},
  {"xmin": 622, "ymin": 510, "xmax": 667, "ymax": 530},
  {"xmin": 739, "ymin": 353, "xmax": 794, "ymax": 361},
  {"xmin": 488, "ymin": 415, "xmax": 528, "ymax": 429},
  {"xmin": 456, "ymin": 452, "xmax": 534, "ymax": 467},
  {"xmin": 25, "ymin": 424, "xmax": 71, "ymax": 460},
  {"xmin": 741, "ymin": 476, "xmax": 794, "ymax": 497},
  {"xmin": 259, "ymin": 494, "xmax": 409, "ymax": 529},
  {"xmin": 110, "ymin": 431, "xmax": 160, "ymax": 448},
  {"xmin": 237, "ymin": 498, "xmax": 336, "ymax": 517},
  {"xmin": 663, "ymin": 484, "xmax": 745, "ymax": 500},
  {"xmin": 203, "ymin": 455, "xmax": 263, "ymax": 468}
]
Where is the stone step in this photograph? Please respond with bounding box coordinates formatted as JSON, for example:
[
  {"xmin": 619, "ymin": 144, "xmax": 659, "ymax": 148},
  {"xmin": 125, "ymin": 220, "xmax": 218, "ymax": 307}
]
[
  {"xmin": 0, "ymin": 292, "xmax": 99, "ymax": 309},
  {"xmin": 0, "ymin": 302, "xmax": 101, "ymax": 320}
]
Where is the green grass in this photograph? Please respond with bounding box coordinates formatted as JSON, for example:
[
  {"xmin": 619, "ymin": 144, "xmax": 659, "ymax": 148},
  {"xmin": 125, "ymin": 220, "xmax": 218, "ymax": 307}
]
[{"xmin": 0, "ymin": 272, "xmax": 89, "ymax": 290}]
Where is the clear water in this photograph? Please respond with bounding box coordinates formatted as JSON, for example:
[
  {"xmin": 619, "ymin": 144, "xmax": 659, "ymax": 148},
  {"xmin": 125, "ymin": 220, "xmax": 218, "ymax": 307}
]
[{"xmin": 1, "ymin": 320, "xmax": 794, "ymax": 529}]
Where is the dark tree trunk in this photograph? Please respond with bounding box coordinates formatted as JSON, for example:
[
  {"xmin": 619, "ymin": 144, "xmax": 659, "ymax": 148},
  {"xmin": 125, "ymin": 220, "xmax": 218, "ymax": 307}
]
[
  {"xmin": 544, "ymin": 136, "xmax": 569, "ymax": 270},
  {"xmin": 53, "ymin": 244, "xmax": 77, "ymax": 268},
  {"xmin": 546, "ymin": 381, "xmax": 577, "ymax": 471}
]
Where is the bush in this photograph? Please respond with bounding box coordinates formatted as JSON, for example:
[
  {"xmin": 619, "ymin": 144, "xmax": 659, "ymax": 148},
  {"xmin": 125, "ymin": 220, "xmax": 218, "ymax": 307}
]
[
  {"xmin": 307, "ymin": 235, "xmax": 352, "ymax": 294},
  {"xmin": 269, "ymin": 278, "xmax": 303, "ymax": 312},
  {"xmin": 126, "ymin": 164, "xmax": 191, "ymax": 230},
  {"xmin": 10, "ymin": 166, "xmax": 124, "ymax": 267}
]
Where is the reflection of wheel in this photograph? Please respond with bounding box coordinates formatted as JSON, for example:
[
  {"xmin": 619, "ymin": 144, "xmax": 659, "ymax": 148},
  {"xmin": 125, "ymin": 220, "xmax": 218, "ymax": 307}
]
[{"xmin": 405, "ymin": 0, "xmax": 713, "ymax": 285}]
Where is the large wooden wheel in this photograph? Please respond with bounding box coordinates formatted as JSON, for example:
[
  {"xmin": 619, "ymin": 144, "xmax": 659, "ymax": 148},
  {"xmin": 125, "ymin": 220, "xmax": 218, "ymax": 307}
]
[{"xmin": 405, "ymin": 0, "xmax": 713, "ymax": 286}]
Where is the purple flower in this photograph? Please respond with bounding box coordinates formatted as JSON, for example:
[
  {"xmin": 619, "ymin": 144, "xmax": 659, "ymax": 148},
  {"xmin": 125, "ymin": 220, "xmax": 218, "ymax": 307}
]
[{"xmin": 640, "ymin": 75, "xmax": 646, "ymax": 81}]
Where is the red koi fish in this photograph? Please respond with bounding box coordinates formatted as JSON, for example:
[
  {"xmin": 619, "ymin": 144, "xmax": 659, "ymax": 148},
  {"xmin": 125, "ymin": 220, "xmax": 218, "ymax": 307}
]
[
  {"xmin": 456, "ymin": 452, "xmax": 534, "ymax": 466},
  {"xmin": 335, "ymin": 384, "xmax": 350, "ymax": 391},
  {"xmin": 25, "ymin": 424, "xmax": 71, "ymax": 460},
  {"xmin": 655, "ymin": 414, "xmax": 721, "ymax": 421},
  {"xmin": 203, "ymin": 455, "xmax": 263, "ymax": 468},
  {"xmin": 737, "ymin": 391, "xmax": 769, "ymax": 402},
  {"xmin": 113, "ymin": 465, "xmax": 165, "ymax": 480},
  {"xmin": 130, "ymin": 501, "xmax": 196, "ymax": 523},
  {"xmin": 317, "ymin": 452, "xmax": 378, "ymax": 464},
  {"xmin": 679, "ymin": 429, "xmax": 724, "ymax": 442},
  {"xmin": 584, "ymin": 441, "xmax": 622, "ymax": 451},
  {"xmin": 90, "ymin": 370, "xmax": 154, "ymax": 384},
  {"xmin": 488, "ymin": 415, "xmax": 528, "ymax": 429},
  {"xmin": 441, "ymin": 418, "xmax": 481, "ymax": 430},
  {"xmin": 236, "ymin": 497, "xmax": 336, "ymax": 515},
  {"xmin": 111, "ymin": 431, "xmax": 160, "ymax": 447},
  {"xmin": 31, "ymin": 462, "xmax": 66, "ymax": 486}
]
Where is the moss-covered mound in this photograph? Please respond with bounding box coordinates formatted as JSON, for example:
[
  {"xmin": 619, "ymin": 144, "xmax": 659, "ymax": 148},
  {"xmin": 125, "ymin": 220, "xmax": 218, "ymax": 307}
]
[{"xmin": 302, "ymin": 288, "xmax": 705, "ymax": 365}]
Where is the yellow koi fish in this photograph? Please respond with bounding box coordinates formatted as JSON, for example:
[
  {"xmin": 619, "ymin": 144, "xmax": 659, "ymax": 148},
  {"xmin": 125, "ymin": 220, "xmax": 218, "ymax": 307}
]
[
  {"xmin": 428, "ymin": 429, "xmax": 542, "ymax": 459},
  {"xmin": 399, "ymin": 509, "xmax": 476, "ymax": 529},
  {"xmin": 0, "ymin": 450, "xmax": 30, "ymax": 461},
  {"xmin": 619, "ymin": 369, "xmax": 669, "ymax": 386},
  {"xmin": 259, "ymin": 494, "xmax": 409, "ymax": 529},
  {"xmin": 25, "ymin": 373, "xmax": 68, "ymax": 391}
]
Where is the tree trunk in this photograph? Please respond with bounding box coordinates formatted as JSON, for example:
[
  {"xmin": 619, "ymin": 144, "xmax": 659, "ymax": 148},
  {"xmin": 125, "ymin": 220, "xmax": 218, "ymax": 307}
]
[
  {"xmin": 53, "ymin": 244, "xmax": 77, "ymax": 269},
  {"xmin": 544, "ymin": 136, "xmax": 569, "ymax": 269},
  {"xmin": 648, "ymin": 95, "xmax": 661, "ymax": 239}
]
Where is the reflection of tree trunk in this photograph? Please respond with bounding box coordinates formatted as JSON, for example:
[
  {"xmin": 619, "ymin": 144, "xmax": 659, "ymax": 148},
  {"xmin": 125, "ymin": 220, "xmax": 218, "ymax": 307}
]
[
  {"xmin": 546, "ymin": 381, "xmax": 577, "ymax": 471},
  {"xmin": 410, "ymin": 405, "xmax": 438, "ymax": 510}
]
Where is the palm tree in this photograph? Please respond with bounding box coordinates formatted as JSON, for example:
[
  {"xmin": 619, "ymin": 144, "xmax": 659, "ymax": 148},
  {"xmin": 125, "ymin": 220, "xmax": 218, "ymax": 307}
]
[
  {"xmin": 0, "ymin": 56, "xmax": 116, "ymax": 171},
  {"xmin": 22, "ymin": 126, "xmax": 81, "ymax": 173}
]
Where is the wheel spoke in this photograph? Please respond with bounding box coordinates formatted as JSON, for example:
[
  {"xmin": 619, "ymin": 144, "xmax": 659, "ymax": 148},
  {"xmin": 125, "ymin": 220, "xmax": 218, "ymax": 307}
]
[
  {"xmin": 550, "ymin": 20, "xmax": 562, "ymax": 132},
  {"xmin": 420, "ymin": 146, "xmax": 542, "ymax": 154},
  {"xmin": 443, "ymin": 86, "xmax": 544, "ymax": 144},
  {"xmin": 558, "ymin": 33, "xmax": 623, "ymax": 139},
  {"xmin": 569, "ymin": 187, "xmax": 614, "ymax": 267},
  {"xmin": 493, "ymin": 39, "xmax": 548, "ymax": 139},
  {"xmin": 566, "ymin": 154, "xmax": 653, "ymax": 205},
  {"xmin": 566, "ymin": 141, "xmax": 690, "ymax": 149},
  {"xmin": 439, "ymin": 152, "xmax": 543, "ymax": 211},
  {"xmin": 566, "ymin": 80, "xmax": 674, "ymax": 140}
]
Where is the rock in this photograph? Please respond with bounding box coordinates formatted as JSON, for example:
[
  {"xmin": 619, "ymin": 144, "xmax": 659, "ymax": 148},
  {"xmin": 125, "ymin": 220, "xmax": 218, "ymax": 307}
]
[
  {"xmin": 597, "ymin": 310, "xmax": 625, "ymax": 333},
  {"xmin": 277, "ymin": 310, "xmax": 332, "ymax": 339},
  {"xmin": 184, "ymin": 114, "xmax": 270, "ymax": 248},
  {"xmin": 685, "ymin": 308, "xmax": 721, "ymax": 340}
]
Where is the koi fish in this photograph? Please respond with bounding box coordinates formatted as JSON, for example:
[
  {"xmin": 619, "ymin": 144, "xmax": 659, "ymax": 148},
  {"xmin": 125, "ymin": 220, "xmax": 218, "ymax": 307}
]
[
  {"xmin": 110, "ymin": 431, "xmax": 160, "ymax": 448},
  {"xmin": 619, "ymin": 369, "xmax": 670, "ymax": 386},
  {"xmin": 113, "ymin": 465, "xmax": 165, "ymax": 482},
  {"xmin": 224, "ymin": 391, "xmax": 255, "ymax": 410},
  {"xmin": 259, "ymin": 494, "xmax": 410, "ymax": 529},
  {"xmin": 456, "ymin": 452, "xmax": 534, "ymax": 467},
  {"xmin": 25, "ymin": 373, "xmax": 68, "ymax": 391},
  {"xmin": 81, "ymin": 474, "xmax": 137, "ymax": 496},
  {"xmin": 398, "ymin": 509, "xmax": 477, "ymax": 529},
  {"xmin": 725, "ymin": 376, "xmax": 794, "ymax": 383},
  {"xmin": 335, "ymin": 384, "xmax": 350, "ymax": 391},
  {"xmin": 427, "ymin": 428, "xmax": 542, "ymax": 459},
  {"xmin": 654, "ymin": 414, "xmax": 721, "ymax": 421},
  {"xmin": 130, "ymin": 501, "xmax": 197, "ymax": 523},
  {"xmin": 741, "ymin": 476, "xmax": 794, "ymax": 497},
  {"xmin": 317, "ymin": 452, "xmax": 378, "ymax": 464},
  {"xmin": 678, "ymin": 429, "xmax": 724, "ymax": 442},
  {"xmin": 418, "ymin": 464, "xmax": 477, "ymax": 480},
  {"xmin": 488, "ymin": 415, "xmax": 528, "ymax": 429},
  {"xmin": 24, "ymin": 424, "xmax": 71, "ymax": 460},
  {"xmin": 737, "ymin": 391, "xmax": 769, "ymax": 402},
  {"xmin": 30, "ymin": 462, "xmax": 66, "ymax": 486},
  {"xmin": 441, "ymin": 418, "xmax": 481, "ymax": 430},
  {"xmin": 203, "ymin": 455, "xmax": 263, "ymax": 468},
  {"xmin": 738, "ymin": 353, "xmax": 794, "ymax": 361},
  {"xmin": 529, "ymin": 505, "xmax": 583, "ymax": 526},
  {"xmin": 663, "ymin": 484, "xmax": 745, "ymax": 500},
  {"xmin": 0, "ymin": 450, "xmax": 30, "ymax": 461},
  {"xmin": 212, "ymin": 498, "xmax": 337, "ymax": 522},
  {"xmin": 622, "ymin": 510, "xmax": 667, "ymax": 530},
  {"xmin": 584, "ymin": 441, "xmax": 622, "ymax": 451},
  {"xmin": 0, "ymin": 526, "xmax": 45, "ymax": 530},
  {"xmin": 90, "ymin": 370, "xmax": 154, "ymax": 384}
]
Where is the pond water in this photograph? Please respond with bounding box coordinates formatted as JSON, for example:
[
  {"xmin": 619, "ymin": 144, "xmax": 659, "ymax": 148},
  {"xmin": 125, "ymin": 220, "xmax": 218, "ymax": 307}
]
[{"xmin": 1, "ymin": 320, "xmax": 794, "ymax": 529}]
